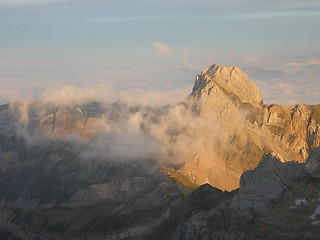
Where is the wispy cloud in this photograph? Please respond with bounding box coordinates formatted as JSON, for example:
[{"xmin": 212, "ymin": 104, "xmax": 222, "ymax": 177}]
[
  {"xmin": 0, "ymin": 58, "xmax": 63, "ymax": 67},
  {"xmin": 153, "ymin": 42, "xmax": 172, "ymax": 55},
  {"xmin": 41, "ymin": 83, "xmax": 190, "ymax": 107},
  {"xmin": 41, "ymin": 84, "xmax": 114, "ymax": 106},
  {"xmin": 0, "ymin": 87, "xmax": 19, "ymax": 103},
  {"xmin": 0, "ymin": 59, "xmax": 16, "ymax": 67},
  {"xmin": 1, "ymin": 52, "xmax": 318, "ymax": 106}
]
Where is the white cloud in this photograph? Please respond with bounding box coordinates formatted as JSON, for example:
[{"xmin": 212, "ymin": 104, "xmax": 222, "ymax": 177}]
[
  {"xmin": 118, "ymin": 87, "xmax": 191, "ymax": 107},
  {"xmin": 41, "ymin": 84, "xmax": 115, "ymax": 106},
  {"xmin": 153, "ymin": 42, "xmax": 172, "ymax": 55},
  {"xmin": 0, "ymin": 87, "xmax": 20, "ymax": 103},
  {"xmin": 40, "ymin": 83, "xmax": 191, "ymax": 107}
]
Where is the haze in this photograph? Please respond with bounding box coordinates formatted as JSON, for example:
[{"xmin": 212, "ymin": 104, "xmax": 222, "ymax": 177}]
[{"xmin": 0, "ymin": 0, "xmax": 319, "ymax": 105}]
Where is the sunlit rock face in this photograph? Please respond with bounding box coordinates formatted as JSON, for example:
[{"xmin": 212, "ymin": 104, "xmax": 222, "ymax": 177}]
[
  {"xmin": 170, "ymin": 150, "xmax": 320, "ymax": 240},
  {"xmin": 39, "ymin": 108, "xmax": 98, "ymax": 139},
  {"xmin": 181, "ymin": 64, "xmax": 320, "ymax": 190},
  {"xmin": 192, "ymin": 64, "xmax": 263, "ymax": 106}
]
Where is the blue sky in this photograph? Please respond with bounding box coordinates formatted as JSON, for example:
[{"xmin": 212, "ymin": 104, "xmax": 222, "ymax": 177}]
[{"xmin": 0, "ymin": 0, "xmax": 320, "ymax": 105}]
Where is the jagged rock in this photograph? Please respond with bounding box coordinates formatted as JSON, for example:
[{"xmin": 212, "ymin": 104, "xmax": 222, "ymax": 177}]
[
  {"xmin": 39, "ymin": 107, "xmax": 99, "ymax": 139},
  {"xmin": 305, "ymin": 147, "xmax": 320, "ymax": 178},
  {"xmin": 180, "ymin": 65, "xmax": 320, "ymax": 190},
  {"xmin": 245, "ymin": 176, "xmax": 320, "ymax": 240},
  {"xmin": 230, "ymin": 153, "xmax": 305, "ymax": 221},
  {"xmin": 192, "ymin": 64, "xmax": 263, "ymax": 105},
  {"xmin": 171, "ymin": 153, "xmax": 311, "ymax": 240}
]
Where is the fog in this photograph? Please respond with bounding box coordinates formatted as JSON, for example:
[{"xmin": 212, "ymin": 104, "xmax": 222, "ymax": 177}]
[{"xmin": 7, "ymin": 83, "xmax": 227, "ymax": 169}]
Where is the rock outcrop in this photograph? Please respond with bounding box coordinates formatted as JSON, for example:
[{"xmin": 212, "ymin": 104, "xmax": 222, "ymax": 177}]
[
  {"xmin": 179, "ymin": 64, "xmax": 320, "ymax": 190},
  {"xmin": 191, "ymin": 64, "xmax": 263, "ymax": 107},
  {"xmin": 231, "ymin": 153, "xmax": 304, "ymax": 221},
  {"xmin": 171, "ymin": 150, "xmax": 320, "ymax": 240},
  {"xmin": 39, "ymin": 107, "xmax": 98, "ymax": 139}
]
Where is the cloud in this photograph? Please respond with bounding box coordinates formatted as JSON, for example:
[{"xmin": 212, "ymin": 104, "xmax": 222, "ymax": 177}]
[
  {"xmin": 308, "ymin": 59, "xmax": 320, "ymax": 65},
  {"xmin": 4, "ymin": 74, "xmax": 220, "ymax": 166},
  {"xmin": 0, "ymin": 58, "xmax": 194, "ymax": 106},
  {"xmin": 19, "ymin": 58, "xmax": 61, "ymax": 67},
  {"xmin": 0, "ymin": 77, "xmax": 38, "ymax": 104},
  {"xmin": 41, "ymin": 83, "xmax": 191, "ymax": 107},
  {"xmin": 0, "ymin": 87, "xmax": 20, "ymax": 103},
  {"xmin": 0, "ymin": 59, "xmax": 16, "ymax": 67},
  {"xmin": 153, "ymin": 42, "xmax": 172, "ymax": 55},
  {"xmin": 0, "ymin": 58, "xmax": 63, "ymax": 68},
  {"xmin": 1, "ymin": 52, "xmax": 319, "ymax": 107},
  {"xmin": 118, "ymin": 87, "xmax": 191, "ymax": 107},
  {"xmin": 41, "ymin": 84, "xmax": 115, "ymax": 106},
  {"xmin": 81, "ymin": 112, "xmax": 163, "ymax": 163}
]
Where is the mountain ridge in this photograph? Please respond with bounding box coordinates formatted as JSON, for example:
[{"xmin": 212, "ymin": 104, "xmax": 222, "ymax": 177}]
[
  {"xmin": 1, "ymin": 64, "xmax": 319, "ymax": 191},
  {"xmin": 0, "ymin": 64, "xmax": 319, "ymax": 239}
]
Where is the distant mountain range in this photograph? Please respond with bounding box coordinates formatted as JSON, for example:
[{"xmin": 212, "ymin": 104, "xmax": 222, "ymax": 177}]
[{"xmin": 0, "ymin": 64, "xmax": 319, "ymax": 239}]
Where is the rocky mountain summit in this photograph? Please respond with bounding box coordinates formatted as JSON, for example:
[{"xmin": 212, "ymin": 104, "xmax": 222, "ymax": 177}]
[
  {"xmin": 191, "ymin": 64, "xmax": 263, "ymax": 105},
  {"xmin": 0, "ymin": 64, "xmax": 319, "ymax": 239},
  {"xmin": 180, "ymin": 64, "xmax": 320, "ymax": 190}
]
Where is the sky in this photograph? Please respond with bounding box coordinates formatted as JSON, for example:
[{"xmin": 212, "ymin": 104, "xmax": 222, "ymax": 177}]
[{"xmin": 0, "ymin": 0, "xmax": 319, "ymax": 106}]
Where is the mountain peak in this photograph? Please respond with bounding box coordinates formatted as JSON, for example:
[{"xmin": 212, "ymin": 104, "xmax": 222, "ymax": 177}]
[
  {"xmin": 203, "ymin": 64, "xmax": 248, "ymax": 79},
  {"xmin": 192, "ymin": 64, "xmax": 263, "ymax": 105}
]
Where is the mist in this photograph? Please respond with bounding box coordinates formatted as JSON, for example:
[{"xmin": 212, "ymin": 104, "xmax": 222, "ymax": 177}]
[{"xmin": 7, "ymin": 83, "xmax": 227, "ymax": 170}]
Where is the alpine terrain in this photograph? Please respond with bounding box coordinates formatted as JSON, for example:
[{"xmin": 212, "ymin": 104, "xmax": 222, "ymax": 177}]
[{"xmin": 0, "ymin": 64, "xmax": 319, "ymax": 239}]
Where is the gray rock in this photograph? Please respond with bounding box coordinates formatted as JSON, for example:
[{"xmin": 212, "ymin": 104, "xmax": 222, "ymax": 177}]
[
  {"xmin": 305, "ymin": 147, "xmax": 320, "ymax": 178},
  {"xmin": 230, "ymin": 153, "xmax": 305, "ymax": 222}
]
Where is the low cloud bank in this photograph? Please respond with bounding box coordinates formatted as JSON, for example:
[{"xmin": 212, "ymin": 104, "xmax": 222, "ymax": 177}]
[
  {"xmin": 41, "ymin": 84, "xmax": 191, "ymax": 108},
  {"xmin": 7, "ymin": 84, "xmax": 227, "ymax": 169}
]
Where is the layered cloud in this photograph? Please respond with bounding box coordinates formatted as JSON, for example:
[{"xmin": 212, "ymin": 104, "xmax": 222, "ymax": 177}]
[
  {"xmin": 41, "ymin": 84, "xmax": 190, "ymax": 107},
  {"xmin": 0, "ymin": 87, "xmax": 19, "ymax": 103},
  {"xmin": 153, "ymin": 42, "xmax": 172, "ymax": 55},
  {"xmin": 0, "ymin": 51, "xmax": 319, "ymax": 106}
]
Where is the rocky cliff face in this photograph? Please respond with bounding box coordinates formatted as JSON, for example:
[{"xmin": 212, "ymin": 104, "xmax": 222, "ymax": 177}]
[
  {"xmin": 169, "ymin": 148, "xmax": 320, "ymax": 240},
  {"xmin": 180, "ymin": 64, "xmax": 320, "ymax": 190}
]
